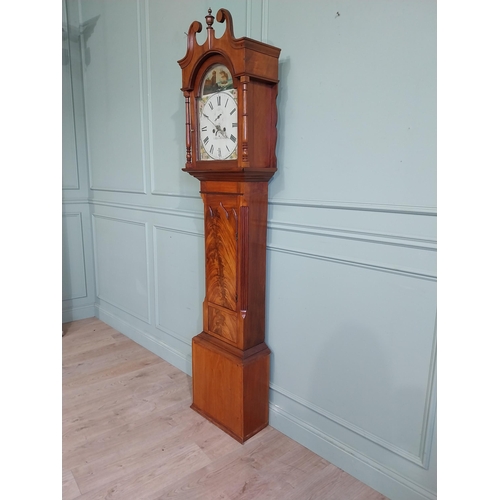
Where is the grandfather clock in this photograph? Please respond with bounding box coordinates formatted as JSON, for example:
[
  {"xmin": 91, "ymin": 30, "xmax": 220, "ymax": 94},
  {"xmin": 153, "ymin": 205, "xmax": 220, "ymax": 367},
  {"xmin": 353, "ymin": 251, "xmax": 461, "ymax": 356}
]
[{"xmin": 178, "ymin": 9, "xmax": 280, "ymax": 443}]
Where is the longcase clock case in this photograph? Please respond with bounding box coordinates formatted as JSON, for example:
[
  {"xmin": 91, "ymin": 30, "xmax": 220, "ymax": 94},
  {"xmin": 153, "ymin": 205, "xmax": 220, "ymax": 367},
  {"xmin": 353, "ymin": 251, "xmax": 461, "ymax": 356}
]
[{"xmin": 178, "ymin": 9, "xmax": 281, "ymax": 443}]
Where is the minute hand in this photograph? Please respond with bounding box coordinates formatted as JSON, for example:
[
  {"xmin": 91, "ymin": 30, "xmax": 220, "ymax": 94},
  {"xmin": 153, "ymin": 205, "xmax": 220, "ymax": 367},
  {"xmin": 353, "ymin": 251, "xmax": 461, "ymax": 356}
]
[{"xmin": 202, "ymin": 113, "xmax": 218, "ymax": 128}]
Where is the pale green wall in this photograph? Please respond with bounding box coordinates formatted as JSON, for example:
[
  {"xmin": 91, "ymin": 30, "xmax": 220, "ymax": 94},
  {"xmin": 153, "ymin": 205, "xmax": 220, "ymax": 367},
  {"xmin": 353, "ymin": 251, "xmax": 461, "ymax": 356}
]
[
  {"xmin": 62, "ymin": 1, "xmax": 436, "ymax": 498},
  {"xmin": 62, "ymin": 0, "xmax": 96, "ymax": 320}
]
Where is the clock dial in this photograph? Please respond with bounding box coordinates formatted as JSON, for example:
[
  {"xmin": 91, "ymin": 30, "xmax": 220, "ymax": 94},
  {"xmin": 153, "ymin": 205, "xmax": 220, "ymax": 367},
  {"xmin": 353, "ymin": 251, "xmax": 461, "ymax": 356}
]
[
  {"xmin": 199, "ymin": 91, "xmax": 238, "ymax": 160},
  {"xmin": 198, "ymin": 64, "xmax": 237, "ymax": 161}
]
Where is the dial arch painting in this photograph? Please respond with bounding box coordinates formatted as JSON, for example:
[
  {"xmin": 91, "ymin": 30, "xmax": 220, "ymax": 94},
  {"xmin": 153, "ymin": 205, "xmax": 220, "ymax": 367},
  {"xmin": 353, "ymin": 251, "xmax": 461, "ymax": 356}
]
[
  {"xmin": 198, "ymin": 63, "xmax": 238, "ymax": 161},
  {"xmin": 201, "ymin": 64, "xmax": 234, "ymax": 95}
]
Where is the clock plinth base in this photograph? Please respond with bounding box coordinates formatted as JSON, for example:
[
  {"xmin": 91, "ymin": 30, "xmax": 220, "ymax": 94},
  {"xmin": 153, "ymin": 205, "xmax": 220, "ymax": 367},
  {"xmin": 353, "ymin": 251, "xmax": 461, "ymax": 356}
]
[{"xmin": 191, "ymin": 332, "xmax": 270, "ymax": 443}]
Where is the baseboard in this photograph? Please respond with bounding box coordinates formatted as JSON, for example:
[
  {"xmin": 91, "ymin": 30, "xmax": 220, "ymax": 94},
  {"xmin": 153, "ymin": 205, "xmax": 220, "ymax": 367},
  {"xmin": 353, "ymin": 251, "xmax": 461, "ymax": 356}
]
[
  {"xmin": 62, "ymin": 305, "xmax": 96, "ymax": 324},
  {"xmin": 95, "ymin": 306, "xmax": 192, "ymax": 376},
  {"xmin": 269, "ymin": 401, "xmax": 436, "ymax": 500}
]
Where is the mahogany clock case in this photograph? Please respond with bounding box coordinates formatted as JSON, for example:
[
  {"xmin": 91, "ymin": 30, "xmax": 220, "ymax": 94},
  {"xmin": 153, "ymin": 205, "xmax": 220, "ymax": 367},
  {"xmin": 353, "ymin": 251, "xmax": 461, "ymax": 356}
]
[{"xmin": 178, "ymin": 8, "xmax": 281, "ymax": 443}]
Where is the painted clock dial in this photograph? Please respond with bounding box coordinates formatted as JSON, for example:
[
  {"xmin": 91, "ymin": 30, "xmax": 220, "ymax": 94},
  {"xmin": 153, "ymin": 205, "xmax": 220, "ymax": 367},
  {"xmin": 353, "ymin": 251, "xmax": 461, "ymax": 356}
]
[{"xmin": 198, "ymin": 64, "xmax": 238, "ymax": 161}]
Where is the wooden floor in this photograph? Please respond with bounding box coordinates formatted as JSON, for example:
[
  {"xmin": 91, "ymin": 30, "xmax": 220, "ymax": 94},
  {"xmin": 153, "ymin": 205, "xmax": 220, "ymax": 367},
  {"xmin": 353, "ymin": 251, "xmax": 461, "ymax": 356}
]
[{"xmin": 63, "ymin": 318, "xmax": 387, "ymax": 500}]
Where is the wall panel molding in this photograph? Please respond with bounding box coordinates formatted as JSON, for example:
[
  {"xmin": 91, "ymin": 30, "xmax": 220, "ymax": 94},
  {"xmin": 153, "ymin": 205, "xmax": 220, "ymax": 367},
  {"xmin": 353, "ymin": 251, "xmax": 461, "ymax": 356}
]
[
  {"xmin": 143, "ymin": 0, "xmax": 156, "ymax": 195},
  {"xmin": 88, "ymin": 200, "xmax": 434, "ymax": 250},
  {"xmin": 153, "ymin": 224, "xmax": 204, "ymax": 347},
  {"xmin": 92, "ymin": 214, "xmax": 151, "ymax": 324},
  {"xmin": 246, "ymin": 0, "xmax": 252, "ymax": 36},
  {"xmin": 90, "ymin": 200, "xmax": 203, "ymax": 221},
  {"xmin": 63, "ymin": 198, "xmax": 91, "ymax": 205},
  {"xmin": 246, "ymin": 0, "xmax": 270, "ymax": 42},
  {"xmin": 90, "ymin": 186, "xmax": 148, "ymax": 194},
  {"xmin": 136, "ymin": 0, "xmax": 150, "ymax": 196},
  {"xmin": 153, "ymin": 225, "xmax": 203, "ymax": 240},
  {"xmin": 268, "ymin": 245, "xmax": 436, "ymax": 281},
  {"xmin": 261, "ymin": 0, "xmax": 269, "ymax": 42},
  {"xmin": 269, "ymin": 220, "xmax": 436, "ymax": 251},
  {"xmin": 82, "ymin": 0, "xmax": 147, "ymax": 194},
  {"xmin": 62, "ymin": 212, "xmax": 88, "ymax": 300},
  {"xmin": 270, "ymin": 198, "xmax": 437, "ymax": 217},
  {"xmin": 150, "ymin": 191, "xmax": 200, "ymax": 200},
  {"xmin": 152, "ymin": 323, "xmax": 191, "ymax": 348}
]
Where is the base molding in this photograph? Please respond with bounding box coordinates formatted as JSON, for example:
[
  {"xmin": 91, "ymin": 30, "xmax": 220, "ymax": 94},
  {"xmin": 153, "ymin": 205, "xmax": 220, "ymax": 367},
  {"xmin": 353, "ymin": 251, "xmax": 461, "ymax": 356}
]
[
  {"xmin": 269, "ymin": 400, "xmax": 436, "ymax": 500},
  {"xmin": 62, "ymin": 304, "xmax": 96, "ymax": 323},
  {"xmin": 94, "ymin": 306, "xmax": 192, "ymax": 375}
]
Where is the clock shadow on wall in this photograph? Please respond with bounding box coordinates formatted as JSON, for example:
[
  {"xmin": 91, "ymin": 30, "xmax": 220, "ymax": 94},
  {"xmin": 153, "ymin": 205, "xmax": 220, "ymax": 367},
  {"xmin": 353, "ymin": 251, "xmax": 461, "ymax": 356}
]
[
  {"xmin": 62, "ymin": 15, "xmax": 99, "ymax": 67},
  {"xmin": 172, "ymin": 91, "xmax": 200, "ymax": 196},
  {"xmin": 310, "ymin": 319, "xmax": 433, "ymax": 461},
  {"xmin": 270, "ymin": 56, "xmax": 290, "ymax": 198}
]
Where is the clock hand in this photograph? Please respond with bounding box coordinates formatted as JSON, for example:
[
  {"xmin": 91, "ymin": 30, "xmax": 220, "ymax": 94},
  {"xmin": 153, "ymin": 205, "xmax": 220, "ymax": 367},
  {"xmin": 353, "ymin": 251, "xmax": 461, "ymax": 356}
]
[
  {"xmin": 203, "ymin": 112, "xmax": 229, "ymax": 138},
  {"xmin": 202, "ymin": 113, "xmax": 218, "ymax": 128}
]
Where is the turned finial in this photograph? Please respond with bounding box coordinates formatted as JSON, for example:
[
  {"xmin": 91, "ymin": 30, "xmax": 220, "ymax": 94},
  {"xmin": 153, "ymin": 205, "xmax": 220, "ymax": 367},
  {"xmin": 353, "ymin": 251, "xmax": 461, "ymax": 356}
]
[{"xmin": 205, "ymin": 8, "xmax": 214, "ymax": 28}]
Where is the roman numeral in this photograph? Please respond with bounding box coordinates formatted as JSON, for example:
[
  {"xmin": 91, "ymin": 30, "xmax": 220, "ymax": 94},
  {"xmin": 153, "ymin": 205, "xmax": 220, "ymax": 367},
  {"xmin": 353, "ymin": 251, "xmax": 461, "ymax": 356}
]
[
  {"xmin": 225, "ymin": 98, "xmax": 229, "ymax": 107},
  {"xmin": 230, "ymin": 108, "xmax": 236, "ymax": 115},
  {"xmin": 230, "ymin": 134, "xmax": 236, "ymax": 143},
  {"xmin": 210, "ymin": 145, "xmax": 214, "ymax": 154},
  {"xmin": 217, "ymin": 95, "xmax": 221, "ymax": 106},
  {"xmin": 232, "ymin": 122, "xmax": 237, "ymax": 128},
  {"xmin": 203, "ymin": 136, "xmax": 209, "ymax": 145},
  {"xmin": 208, "ymin": 102, "xmax": 213, "ymax": 110},
  {"xmin": 201, "ymin": 126, "xmax": 207, "ymax": 131}
]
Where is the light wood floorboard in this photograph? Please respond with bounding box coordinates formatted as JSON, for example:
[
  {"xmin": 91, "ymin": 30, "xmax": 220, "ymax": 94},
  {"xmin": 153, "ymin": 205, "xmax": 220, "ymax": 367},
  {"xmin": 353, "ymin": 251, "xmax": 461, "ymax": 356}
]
[{"xmin": 63, "ymin": 318, "xmax": 387, "ymax": 500}]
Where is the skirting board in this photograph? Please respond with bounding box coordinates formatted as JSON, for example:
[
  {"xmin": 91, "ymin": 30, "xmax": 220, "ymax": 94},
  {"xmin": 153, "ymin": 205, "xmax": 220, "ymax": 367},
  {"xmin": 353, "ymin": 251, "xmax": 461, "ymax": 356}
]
[
  {"xmin": 95, "ymin": 306, "xmax": 192, "ymax": 376},
  {"xmin": 269, "ymin": 402, "xmax": 436, "ymax": 500},
  {"xmin": 62, "ymin": 305, "xmax": 96, "ymax": 324}
]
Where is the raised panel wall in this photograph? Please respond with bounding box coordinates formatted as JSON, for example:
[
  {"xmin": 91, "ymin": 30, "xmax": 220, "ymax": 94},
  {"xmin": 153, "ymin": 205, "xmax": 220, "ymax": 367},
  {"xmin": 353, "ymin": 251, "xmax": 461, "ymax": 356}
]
[
  {"xmin": 268, "ymin": 0, "xmax": 436, "ymax": 209},
  {"xmin": 62, "ymin": 1, "xmax": 436, "ymax": 499},
  {"xmin": 62, "ymin": 0, "xmax": 96, "ymax": 322},
  {"xmin": 93, "ymin": 215, "xmax": 150, "ymax": 322},
  {"xmin": 265, "ymin": 1, "xmax": 437, "ymax": 497},
  {"xmin": 154, "ymin": 224, "xmax": 204, "ymax": 345},
  {"xmin": 62, "ymin": 213, "xmax": 87, "ymax": 300},
  {"xmin": 82, "ymin": 0, "xmax": 147, "ymax": 193}
]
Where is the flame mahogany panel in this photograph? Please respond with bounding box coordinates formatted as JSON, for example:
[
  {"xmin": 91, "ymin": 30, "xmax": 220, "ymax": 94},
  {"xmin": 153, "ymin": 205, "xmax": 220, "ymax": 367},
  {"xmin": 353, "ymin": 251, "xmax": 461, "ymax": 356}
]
[{"xmin": 204, "ymin": 197, "xmax": 238, "ymax": 312}]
